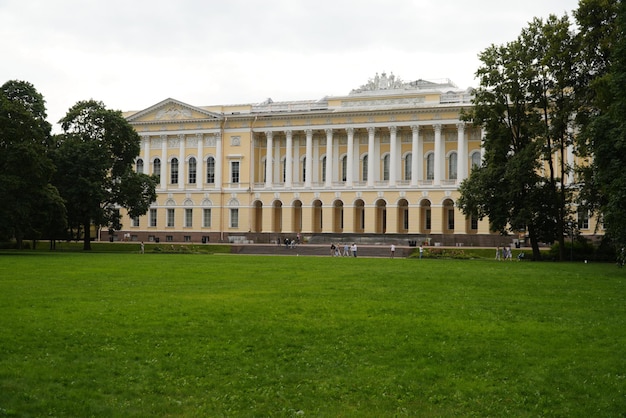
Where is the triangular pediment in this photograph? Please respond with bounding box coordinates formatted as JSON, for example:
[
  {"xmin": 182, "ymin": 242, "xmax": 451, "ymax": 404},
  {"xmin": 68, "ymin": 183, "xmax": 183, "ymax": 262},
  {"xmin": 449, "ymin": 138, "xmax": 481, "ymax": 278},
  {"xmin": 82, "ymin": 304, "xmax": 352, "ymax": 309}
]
[{"xmin": 126, "ymin": 98, "xmax": 222, "ymax": 123}]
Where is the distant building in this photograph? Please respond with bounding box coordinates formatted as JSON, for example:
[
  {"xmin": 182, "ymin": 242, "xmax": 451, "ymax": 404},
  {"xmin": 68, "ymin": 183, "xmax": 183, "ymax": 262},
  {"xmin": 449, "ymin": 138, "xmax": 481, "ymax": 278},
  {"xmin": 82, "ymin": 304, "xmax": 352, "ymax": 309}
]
[{"xmin": 108, "ymin": 73, "xmax": 598, "ymax": 246}]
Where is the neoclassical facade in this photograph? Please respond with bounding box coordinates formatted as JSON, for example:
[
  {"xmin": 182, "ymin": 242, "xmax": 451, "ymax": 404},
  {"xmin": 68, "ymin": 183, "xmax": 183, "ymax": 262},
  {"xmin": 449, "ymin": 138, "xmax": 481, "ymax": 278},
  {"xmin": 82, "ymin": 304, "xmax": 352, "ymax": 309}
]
[{"xmin": 109, "ymin": 74, "xmax": 590, "ymax": 245}]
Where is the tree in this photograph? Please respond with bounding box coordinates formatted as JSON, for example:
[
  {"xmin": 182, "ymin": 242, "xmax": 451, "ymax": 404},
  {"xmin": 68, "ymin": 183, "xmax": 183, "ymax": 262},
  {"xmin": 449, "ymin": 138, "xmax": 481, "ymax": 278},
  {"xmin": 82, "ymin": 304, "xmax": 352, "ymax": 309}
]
[
  {"xmin": 52, "ymin": 100, "xmax": 157, "ymax": 250},
  {"xmin": 574, "ymin": 0, "xmax": 626, "ymax": 264},
  {"xmin": 458, "ymin": 15, "xmax": 578, "ymax": 260},
  {"xmin": 0, "ymin": 80, "xmax": 66, "ymax": 248}
]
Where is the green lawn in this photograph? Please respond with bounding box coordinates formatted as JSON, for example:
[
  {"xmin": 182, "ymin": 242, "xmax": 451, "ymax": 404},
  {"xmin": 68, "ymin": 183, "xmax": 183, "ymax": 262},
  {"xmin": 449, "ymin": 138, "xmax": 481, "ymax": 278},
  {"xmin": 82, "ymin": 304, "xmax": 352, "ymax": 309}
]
[{"xmin": 0, "ymin": 253, "xmax": 624, "ymax": 417}]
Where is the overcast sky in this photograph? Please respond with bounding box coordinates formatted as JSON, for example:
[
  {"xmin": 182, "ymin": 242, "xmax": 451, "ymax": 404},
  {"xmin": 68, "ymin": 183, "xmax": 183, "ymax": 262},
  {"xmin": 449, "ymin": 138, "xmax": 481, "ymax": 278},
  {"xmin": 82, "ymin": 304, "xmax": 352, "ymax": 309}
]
[{"xmin": 1, "ymin": 0, "xmax": 579, "ymax": 132}]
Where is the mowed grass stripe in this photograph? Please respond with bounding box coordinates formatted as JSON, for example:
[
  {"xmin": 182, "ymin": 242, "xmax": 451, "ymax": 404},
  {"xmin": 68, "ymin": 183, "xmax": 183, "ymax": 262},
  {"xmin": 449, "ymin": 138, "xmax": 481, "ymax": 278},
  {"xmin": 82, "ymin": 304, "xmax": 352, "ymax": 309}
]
[{"xmin": 0, "ymin": 253, "xmax": 624, "ymax": 417}]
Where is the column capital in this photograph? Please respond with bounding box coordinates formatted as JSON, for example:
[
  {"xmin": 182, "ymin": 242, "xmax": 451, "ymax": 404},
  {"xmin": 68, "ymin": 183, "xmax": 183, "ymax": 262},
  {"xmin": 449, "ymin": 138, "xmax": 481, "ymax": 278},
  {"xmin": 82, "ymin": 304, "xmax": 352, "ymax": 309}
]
[
  {"xmin": 285, "ymin": 130, "xmax": 292, "ymax": 138},
  {"xmin": 346, "ymin": 127, "xmax": 354, "ymax": 135},
  {"xmin": 388, "ymin": 125, "xmax": 397, "ymax": 134},
  {"xmin": 411, "ymin": 125, "xmax": 421, "ymax": 133},
  {"xmin": 325, "ymin": 128, "xmax": 333, "ymax": 136},
  {"xmin": 367, "ymin": 126, "xmax": 375, "ymax": 135},
  {"xmin": 433, "ymin": 124, "xmax": 442, "ymax": 133},
  {"xmin": 456, "ymin": 122, "xmax": 466, "ymax": 131},
  {"xmin": 305, "ymin": 129, "xmax": 313, "ymax": 137},
  {"xmin": 265, "ymin": 130, "xmax": 273, "ymax": 139}
]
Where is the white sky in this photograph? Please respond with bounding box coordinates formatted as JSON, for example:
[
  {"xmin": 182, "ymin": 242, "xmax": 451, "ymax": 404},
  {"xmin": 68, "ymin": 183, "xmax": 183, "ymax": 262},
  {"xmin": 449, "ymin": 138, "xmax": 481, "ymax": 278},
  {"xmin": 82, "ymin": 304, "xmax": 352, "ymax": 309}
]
[{"xmin": 1, "ymin": 0, "xmax": 579, "ymax": 132}]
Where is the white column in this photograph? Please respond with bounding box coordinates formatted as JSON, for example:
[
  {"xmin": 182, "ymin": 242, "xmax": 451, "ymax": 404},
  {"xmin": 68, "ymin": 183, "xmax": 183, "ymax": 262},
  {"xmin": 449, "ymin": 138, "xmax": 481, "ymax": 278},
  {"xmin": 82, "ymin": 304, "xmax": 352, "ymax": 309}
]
[
  {"xmin": 434, "ymin": 124, "xmax": 443, "ymax": 185},
  {"xmin": 285, "ymin": 130, "xmax": 293, "ymax": 187},
  {"xmin": 215, "ymin": 133, "xmax": 222, "ymax": 188},
  {"xmin": 274, "ymin": 137, "xmax": 281, "ymax": 184},
  {"xmin": 305, "ymin": 129, "xmax": 313, "ymax": 188},
  {"xmin": 265, "ymin": 131, "xmax": 273, "ymax": 188},
  {"xmin": 346, "ymin": 127, "xmax": 354, "ymax": 186},
  {"xmin": 389, "ymin": 126, "xmax": 397, "ymax": 185},
  {"xmin": 410, "ymin": 125, "xmax": 419, "ymax": 186},
  {"xmin": 178, "ymin": 134, "xmax": 185, "ymax": 190},
  {"xmin": 325, "ymin": 128, "xmax": 333, "ymax": 188},
  {"xmin": 196, "ymin": 133, "xmax": 203, "ymax": 189},
  {"xmin": 457, "ymin": 122, "xmax": 467, "ymax": 183},
  {"xmin": 160, "ymin": 135, "xmax": 167, "ymax": 189},
  {"xmin": 367, "ymin": 127, "xmax": 375, "ymax": 187},
  {"xmin": 143, "ymin": 136, "xmax": 150, "ymax": 172}
]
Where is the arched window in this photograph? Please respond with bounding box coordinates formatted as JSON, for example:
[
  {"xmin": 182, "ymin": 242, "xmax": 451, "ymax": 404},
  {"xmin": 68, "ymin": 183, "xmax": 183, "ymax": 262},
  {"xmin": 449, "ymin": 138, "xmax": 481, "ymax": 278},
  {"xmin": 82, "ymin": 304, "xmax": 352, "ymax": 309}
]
[
  {"xmin": 426, "ymin": 153, "xmax": 434, "ymax": 180},
  {"xmin": 341, "ymin": 155, "xmax": 347, "ymax": 182},
  {"xmin": 471, "ymin": 151, "xmax": 481, "ymax": 169},
  {"xmin": 322, "ymin": 156, "xmax": 327, "ymax": 182},
  {"xmin": 153, "ymin": 158, "xmax": 161, "ymax": 182},
  {"xmin": 188, "ymin": 157, "xmax": 196, "ymax": 184},
  {"xmin": 362, "ymin": 155, "xmax": 368, "ymax": 182},
  {"xmin": 302, "ymin": 157, "xmax": 306, "ymax": 182},
  {"xmin": 282, "ymin": 157, "xmax": 286, "ymax": 182},
  {"xmin": 171, "ymin": 158, "xmax": 179, "ymax": 184},
  {"xmin": 449, "ymin": 152, "xmax": 457, "ymax": 180},
  {"xmin": 404, "ymin": 153, "xmax": 412, "ymax": 180},
  {"xmin": 383, "ymin": 154, "xmax": 390, "ymax": 181},
  {"xmin": 206, "ymin": 156, "xmax": 215, "ymax": 184},
  {"xmin": 136, "ymin": 159, "xmax": 144, "ymax": 174}
]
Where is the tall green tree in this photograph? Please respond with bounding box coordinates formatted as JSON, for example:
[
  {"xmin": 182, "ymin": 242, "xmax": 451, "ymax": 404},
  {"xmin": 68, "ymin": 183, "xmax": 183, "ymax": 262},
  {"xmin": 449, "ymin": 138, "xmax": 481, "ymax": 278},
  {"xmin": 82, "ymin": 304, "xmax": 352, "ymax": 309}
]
[
  {"xmin": 0, "ymin": 80, "xmax": 66, "ymax": 248},
  {"xmin": 575, "ymin": 0, "xmax": 626, "ymax": 264},
  {"xmin": 52, "ymin": 100, "xmax": 157, "ymax": 250},
  {"xmin": 458, "ymin": 15, "xmax": 578, "ymax": 260}
]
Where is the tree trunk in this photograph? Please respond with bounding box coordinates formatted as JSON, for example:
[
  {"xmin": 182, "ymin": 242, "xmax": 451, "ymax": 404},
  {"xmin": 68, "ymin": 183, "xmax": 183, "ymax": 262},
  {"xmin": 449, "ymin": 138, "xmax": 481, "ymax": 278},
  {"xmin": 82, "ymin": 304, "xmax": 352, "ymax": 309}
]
[
  {"xmin": 82, "ymin": 222, "xmax": 92, "ymax": 251},
  {"xmin": 527, "ymin": 224, "xmax": 542, "ymax": 261}
]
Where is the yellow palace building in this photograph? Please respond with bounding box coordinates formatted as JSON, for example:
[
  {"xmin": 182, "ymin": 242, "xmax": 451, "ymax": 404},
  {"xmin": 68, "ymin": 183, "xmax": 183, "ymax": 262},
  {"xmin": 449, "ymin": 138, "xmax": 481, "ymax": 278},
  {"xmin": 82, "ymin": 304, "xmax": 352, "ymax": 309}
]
[{"xmin": 110, "ymin": 73, "xmax": 588, "ymax": 246}]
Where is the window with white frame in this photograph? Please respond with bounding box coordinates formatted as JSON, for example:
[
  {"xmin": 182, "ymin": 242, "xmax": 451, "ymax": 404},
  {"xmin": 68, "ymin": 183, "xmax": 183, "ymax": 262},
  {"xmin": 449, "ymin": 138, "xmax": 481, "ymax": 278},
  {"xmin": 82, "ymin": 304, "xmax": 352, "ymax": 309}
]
[
  {"xmin": 136, "ymin": 159, "xmax": 144, "ymax": 174},
  {"xmin": 207, "ymin": 157, "xmax": 215, "ymax": 184},
  {"xmin": 185, "ymin": 208, "xmax": 193, "ymax": 227},
  {"xmin": 167, "ymin": 208, "xmax": 175, "ymax": 227},
  {"xmin": 449, "ymin": 152, "xmax": 457, "ymax": 180},
  {"xmin": 383, "ymin": 154, "xmax": 390, "ymax": 181},
  {"xmin": 153, "ymin": 158, "xmax": 161, "ymax": 182},
  {"xmin": 149, "ymin": 208, "xmax": 157, "ymax": 227},
  {"xmin": 578, "ymin": 207, "xmax": 590, "ymax": 229},
  {"xmin": 230, "ymin": 208, "xmax": 239, "ymax": 228},
  {"xmin": 171, "ymin": 158, "xmax": 178, "ymax": 184},
  {"xmin": 231, "ymin": 161, "xmax": 240, "ymax": 184},
  {"xmin": 188, "ymin": 157, "xmax": 196, "ymax": 184},
  {"xmin": 426, "ymin": 153, "xmax": 434, "ymax": 180},
  {"xmin": 203, "ymin": 208, "xmax": 211, "ymax": 228}
]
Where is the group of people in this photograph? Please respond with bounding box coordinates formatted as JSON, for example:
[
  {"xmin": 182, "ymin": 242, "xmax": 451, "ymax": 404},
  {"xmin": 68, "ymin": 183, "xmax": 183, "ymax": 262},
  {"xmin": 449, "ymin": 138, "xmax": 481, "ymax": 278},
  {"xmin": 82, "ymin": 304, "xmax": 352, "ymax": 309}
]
[
  {"xmin": 495, "ymin": 245, "xmax": 515, "ymax": 261},
  {"xmin": 330, "ymin": 242, "xmax": 358, "ymax": 257}
]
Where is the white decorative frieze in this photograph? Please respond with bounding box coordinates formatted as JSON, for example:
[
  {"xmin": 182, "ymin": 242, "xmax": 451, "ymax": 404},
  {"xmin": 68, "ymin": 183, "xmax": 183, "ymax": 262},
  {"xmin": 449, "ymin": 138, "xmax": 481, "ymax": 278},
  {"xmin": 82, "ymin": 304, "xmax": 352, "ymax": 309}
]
[{"xmin": 155, "ymin": 106, "xmax": 192, "ymax": 120}]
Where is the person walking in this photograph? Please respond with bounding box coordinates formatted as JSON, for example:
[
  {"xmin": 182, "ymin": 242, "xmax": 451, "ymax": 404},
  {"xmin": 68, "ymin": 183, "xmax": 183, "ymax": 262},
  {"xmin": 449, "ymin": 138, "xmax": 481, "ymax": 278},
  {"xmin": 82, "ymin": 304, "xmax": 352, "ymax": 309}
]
[
  {"xmin": 390, "ymin": 244, "xmax": 396, "ymax": 258},
  {"xmin": 351, "ymin": 243, "xmax": 357, "ymax": 257}
]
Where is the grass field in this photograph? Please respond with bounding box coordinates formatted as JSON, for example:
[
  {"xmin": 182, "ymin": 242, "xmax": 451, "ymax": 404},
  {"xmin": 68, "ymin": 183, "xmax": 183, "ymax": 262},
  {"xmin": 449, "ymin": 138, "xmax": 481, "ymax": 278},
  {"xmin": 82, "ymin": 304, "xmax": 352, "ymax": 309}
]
[{"xmin": 0, "ymin": 252, "xmax": 624, "ymax": 417}]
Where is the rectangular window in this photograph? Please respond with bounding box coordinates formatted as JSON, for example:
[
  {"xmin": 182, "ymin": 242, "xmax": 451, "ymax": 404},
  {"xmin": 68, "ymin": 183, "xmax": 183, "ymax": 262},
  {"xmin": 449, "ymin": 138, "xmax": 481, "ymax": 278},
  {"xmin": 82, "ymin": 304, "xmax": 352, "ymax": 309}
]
[
  {"xmin": 471, "ymin": 216, "xmax": 479, "ymax": 230},
  {"xmin": 230, "ymin": 208, "xmax": 239, "ymax": 228},
  {"xmin": 203, "ymin": 208, "xmax": 211, "ymax": 228},
  {"xmin": 578, "ymin": 207, "xmax": 589, "ymax": 229},
  {"xmin": 166, "ymin": 235, "xmax": 173, "ymax": 242},
  {"xmin": 167, "ymin": 208, "xmax": 175, "ymax": 227},
  {"xmin": 132, "ymin": 216, "xmax": 140, "ymax": 227},
  {"xmin": 185, "ymin": 208, "xmax": 193, "ymax": 228},
  {"xmin": 231, "ymin": 161, "xmax": 240, "ymax": 184},
  {"xmin": 149, "ymin": 208, "xmax": 157, "ymax": 227},
  {"xmin": 207, "ymin": 157, "xmax": 215, "ymax": 184},
  {"xmin": 184, "ymin": 236, "xmax": 191, "ymax": 242}
]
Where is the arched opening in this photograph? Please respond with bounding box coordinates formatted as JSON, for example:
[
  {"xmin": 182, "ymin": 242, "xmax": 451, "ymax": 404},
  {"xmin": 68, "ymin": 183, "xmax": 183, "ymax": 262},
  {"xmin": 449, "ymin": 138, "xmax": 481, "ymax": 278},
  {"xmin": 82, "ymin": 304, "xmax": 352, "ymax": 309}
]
[
  {"xmin": 333, "ymin": 200, "xmax": 344, "ymax": 233},
  {"xmin": 420, "ymin": 199, "xmax": 432, "ymax": 233},
  {"xmin": 312, "ymin": 200, "xmax": 323, "ymax": 233},
  {"xmin": 443, "ymin": 198, "xmax": 455, "ymax": 233},
  {"xmin": 253, "ymin": 201, "xmax": 263, "ymax": 233},
  {"xmin": 354, "ymin": 199, "xmax": 365, "ymax": 233},
  {"xmin": 292, "ymin": 200, "xmax": 302, "ymax": 232},
  {"xmin": 375, "ymin": 199, "xmax": 386, "ymax": 234},
  {"xmin": 272, "ymin": 200, "xmax": 283, "ymax": 233},
  {"xmin": 398, "ymin": 199, "xmax": 409, "ymax": 233}
]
